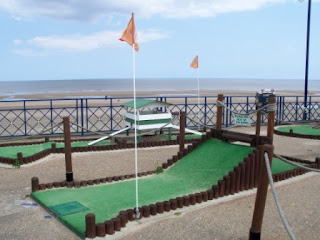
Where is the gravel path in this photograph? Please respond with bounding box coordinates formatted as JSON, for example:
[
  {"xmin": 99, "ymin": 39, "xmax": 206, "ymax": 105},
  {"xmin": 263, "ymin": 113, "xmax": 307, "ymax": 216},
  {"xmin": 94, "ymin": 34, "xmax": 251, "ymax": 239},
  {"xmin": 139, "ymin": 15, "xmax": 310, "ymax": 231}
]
[{"xmin": 0, "ymin": 126, "xmax": 319, "ymax": 240}]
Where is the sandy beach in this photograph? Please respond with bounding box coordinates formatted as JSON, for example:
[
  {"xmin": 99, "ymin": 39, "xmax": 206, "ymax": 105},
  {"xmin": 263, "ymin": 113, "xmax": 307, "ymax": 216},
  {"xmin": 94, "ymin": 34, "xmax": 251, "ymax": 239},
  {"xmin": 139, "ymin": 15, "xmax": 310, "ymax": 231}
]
[{"xmin": 1, "ymin": 88, "xmax": 317, "ymax": 101}]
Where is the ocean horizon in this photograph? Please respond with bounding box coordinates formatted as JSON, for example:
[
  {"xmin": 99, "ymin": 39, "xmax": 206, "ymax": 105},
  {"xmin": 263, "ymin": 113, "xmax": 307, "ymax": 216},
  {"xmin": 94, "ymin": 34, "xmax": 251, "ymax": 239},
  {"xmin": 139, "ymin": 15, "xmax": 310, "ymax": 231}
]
[{"xmin": 1, "ymin": 78, "xmax": 320, "ymax": 99}]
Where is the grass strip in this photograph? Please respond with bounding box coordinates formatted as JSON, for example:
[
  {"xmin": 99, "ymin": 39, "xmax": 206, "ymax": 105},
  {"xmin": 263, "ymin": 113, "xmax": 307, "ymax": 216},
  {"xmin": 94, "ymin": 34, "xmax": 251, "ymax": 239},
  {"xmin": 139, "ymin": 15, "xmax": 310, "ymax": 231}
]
[
  {"xmin": 0, "ymin": 140, "xmax": 111, "ymax": 159},
  {"xmin": 277, "ymin": 125, "xmax": 320, "ymax": 136}
]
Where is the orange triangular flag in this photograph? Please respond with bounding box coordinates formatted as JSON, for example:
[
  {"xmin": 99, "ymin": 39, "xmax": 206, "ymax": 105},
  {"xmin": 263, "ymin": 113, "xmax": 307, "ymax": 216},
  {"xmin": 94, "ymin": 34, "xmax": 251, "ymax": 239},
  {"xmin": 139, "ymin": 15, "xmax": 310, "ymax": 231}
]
[
  {"xmin": 119, "ymin": 13, "xmax": 139, "ymax": 52},
  {"xmin": 190, "ymin": 55, "xmax": 198, "ymax": 68}
]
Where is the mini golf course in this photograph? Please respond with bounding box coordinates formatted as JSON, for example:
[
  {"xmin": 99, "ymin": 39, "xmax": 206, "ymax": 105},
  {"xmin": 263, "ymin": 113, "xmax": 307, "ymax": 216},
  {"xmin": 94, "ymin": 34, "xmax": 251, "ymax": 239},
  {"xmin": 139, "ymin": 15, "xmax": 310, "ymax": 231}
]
[
  {"xmin": 276, "ymin": 125, "xmax": 320, "ymax": 135},
  {"xmin": 0, "ymin": 140, "xmax": 112, "ymax": 159},
  {"xmin": 274, "ymin": 125, "xmax": 320, "ymax": 140},
  {"xmin": 0, "ymin": 134, "xmax": 202, "ymax": 166},
  {"xmin": 31, "ymin": 138, "xmax": 296, "ymax": 238}
]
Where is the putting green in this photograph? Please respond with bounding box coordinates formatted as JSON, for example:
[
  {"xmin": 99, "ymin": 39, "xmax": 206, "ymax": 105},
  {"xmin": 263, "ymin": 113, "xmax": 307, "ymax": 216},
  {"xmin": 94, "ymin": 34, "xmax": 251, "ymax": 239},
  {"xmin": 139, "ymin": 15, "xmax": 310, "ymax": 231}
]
[
  {"xmin": 0, "ymin": 140, "xmax": 111, "ymax": 159},
  {"xmin": 32, "ymin": 139, "xmax": 296, "ymax": 238},
  {"xmin": 276, "ymin": 125, "xmax": 320, "ymax": 136}
]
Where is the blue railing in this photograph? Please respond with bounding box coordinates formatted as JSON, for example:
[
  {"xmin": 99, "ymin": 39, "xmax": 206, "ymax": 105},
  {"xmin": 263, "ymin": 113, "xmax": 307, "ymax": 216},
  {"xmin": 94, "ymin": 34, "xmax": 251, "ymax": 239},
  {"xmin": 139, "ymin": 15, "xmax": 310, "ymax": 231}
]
[{"xmin": 0, "ymin": 95, "xmax": 319, "ymax": 137}]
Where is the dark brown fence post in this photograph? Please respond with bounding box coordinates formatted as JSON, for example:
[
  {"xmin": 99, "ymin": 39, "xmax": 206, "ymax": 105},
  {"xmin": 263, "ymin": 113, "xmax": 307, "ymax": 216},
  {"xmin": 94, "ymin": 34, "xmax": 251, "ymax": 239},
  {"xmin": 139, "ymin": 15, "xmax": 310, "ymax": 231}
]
[
  {"xmin": 216, "ymin": 94, "xmax": 223, "ymax": 130},
  {"xmin": 254, "ymin": 149, "xmax": 260, "ymax": 188},
  {"xmin": 267, "ymin": 97, "xmax": 276, "ymax": 144},
  {"xmin": 249, "ymin": 153, "xmax": 255, "ymax": 189},
  {"xmin": 179, "ymin": 111, "xmax": 186, "ymax": 152},
  {"xmin": 249, "ymin": 144, "xmax": 274, "ymax": 240},
  {"xmin": 229, "ymin": 171, "xmax": 236, "ymax": 195},
  {"xmin": 234, "ymin": 167, "xmax": 241, "ymax": 193},
  {"xmin": 85, "ymin": 213, "xmax": 96, "ymax": 238},
  {"xmin": 17, "ymin": 152, "xmax": 23, "ymax": 165},
  {"xmin": 255, "ymin": 111, "xmax": 262, "ymax": 136},
  {"xmin": 31, "ymin": 177, "xmax": 39, "ymax": 192},
  {"xmin": 244, "ymin": 157, "xmax": 251, "ymax": 190},
  {"xmin": 63, "ymin": 117, "xmax": 73, "ymax": 182},
  {"xmin": 316, "ymin": 157, "xmax": 320, "ymax": 169},
  {"xmin": 239, "ymin": 162, "xmax": 246, "ymax": 191}
]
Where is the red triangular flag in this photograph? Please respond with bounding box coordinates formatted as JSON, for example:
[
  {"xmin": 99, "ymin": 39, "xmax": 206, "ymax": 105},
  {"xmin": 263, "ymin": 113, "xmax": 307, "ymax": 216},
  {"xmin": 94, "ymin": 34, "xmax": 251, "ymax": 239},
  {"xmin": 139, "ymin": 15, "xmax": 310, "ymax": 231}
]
[
  {"xmin": 119, "ymin": 13, "xmax": 139, "ymax": 51},
  {"xmin": 190, "ymin": 55, "xmax": 198, "ymax": 68}
]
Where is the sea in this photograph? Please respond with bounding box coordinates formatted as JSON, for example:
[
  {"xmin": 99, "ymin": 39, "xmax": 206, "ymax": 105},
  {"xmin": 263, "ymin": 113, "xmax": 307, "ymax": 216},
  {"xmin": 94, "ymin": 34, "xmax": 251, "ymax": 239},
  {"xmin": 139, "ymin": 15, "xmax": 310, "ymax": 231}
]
[{"xmin": 0, "ymin": 78, "xmax": 320, "ymax": 99}]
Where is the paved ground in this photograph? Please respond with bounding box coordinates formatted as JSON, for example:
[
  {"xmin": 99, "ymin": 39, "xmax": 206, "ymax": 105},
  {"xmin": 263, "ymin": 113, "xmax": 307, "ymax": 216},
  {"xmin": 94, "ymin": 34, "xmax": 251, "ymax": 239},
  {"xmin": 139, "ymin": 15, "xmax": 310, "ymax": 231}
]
[{"xmin": 0, "ymin": 126, "xmax": 319, "ymax": 240}]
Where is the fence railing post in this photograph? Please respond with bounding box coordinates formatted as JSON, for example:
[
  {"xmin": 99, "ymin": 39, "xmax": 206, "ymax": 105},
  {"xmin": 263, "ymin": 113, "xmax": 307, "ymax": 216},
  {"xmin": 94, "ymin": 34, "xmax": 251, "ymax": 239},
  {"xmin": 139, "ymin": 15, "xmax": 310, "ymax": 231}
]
[
  {"xmin": 295, "ymin": 96, "xmax": 299, "ymax": 121},
  {"xmin": 216, "ymin": 94, "xmax": 223, "ymax": 130},
  {"xmin": 85, "ymin": 98, "xmax": 89, "ymax": 134},
  {"xmin": 282, "ymin": 96, "xmax": 285, "ymax": 123},
  {"xmin": 75, "ymin": 99, "xmax": 79, "ymax": 134},
  {"xmin": 50, "ymin": 100, "xmax": 54, "ymax": 134},
  {"xmin": 278, "ymin": 96, "xmax": 282, "ymax": 125},
  {"xmin": 226, "ymin": 96, "xmax": 229, "ymax": 128},
  {"xmin": 184, "ymin": 97, "xmax": 188, "ymax": 128},
  {"xmin": 309, "ymin": 95, "xmax": 312, "ymax": 120},
  {"xmin": 204, "ymin": 97, "xmax": 207, "ymax": 127},
  {"xmin": 80, "ymin": 98, "xmax": 84, "ymax": 137},
  {"xmin": 229, "ymin": 96, "xmax": 233, "ymax": 126},
  {"xmin": 23, "ymin": 100, "xmax": 27, "ymax": 136},
  {"xmin": 110, "ymin": 98, "xmax": 113, "ymax": 131}
]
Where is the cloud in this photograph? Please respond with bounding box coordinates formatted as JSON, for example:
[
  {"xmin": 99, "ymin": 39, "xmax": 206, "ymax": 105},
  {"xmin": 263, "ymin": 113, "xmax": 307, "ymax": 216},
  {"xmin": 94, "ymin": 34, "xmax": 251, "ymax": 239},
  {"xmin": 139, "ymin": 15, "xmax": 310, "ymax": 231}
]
[
  {"xmin": 12, "ymin": 29, "xmax": 171, "ymax": 55},
  {"xmin": 0, "ymin": 0, "xmax": 288, "ymax": 21},
  {"xmin": 13, "ymin": 39, "xmax": 22, "ymax": 45},
  {"xmin": 11, "ymin": 48, "xmax": 48, "ymax": 56}
]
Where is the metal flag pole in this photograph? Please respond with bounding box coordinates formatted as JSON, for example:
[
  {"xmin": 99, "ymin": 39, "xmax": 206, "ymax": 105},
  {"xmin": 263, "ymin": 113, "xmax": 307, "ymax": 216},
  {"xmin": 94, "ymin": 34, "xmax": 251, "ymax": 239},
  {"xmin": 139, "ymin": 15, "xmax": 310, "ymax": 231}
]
[
  {"xmin": 132, "ymin": 13, "xmax": 140, "ymax": 219},
  {"xmin": 303, "ymin": 0, "xmax": 312, "ymax": 120}
]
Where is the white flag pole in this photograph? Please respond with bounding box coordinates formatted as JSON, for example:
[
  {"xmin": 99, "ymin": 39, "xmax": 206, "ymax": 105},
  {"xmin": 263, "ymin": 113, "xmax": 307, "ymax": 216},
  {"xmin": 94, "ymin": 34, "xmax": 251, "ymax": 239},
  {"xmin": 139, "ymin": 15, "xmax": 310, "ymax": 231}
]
[
  {"xmin": 197, "ymin": 60, "xmax": 200, "ymax": 130},
  {"xmin": 131, "ymin": 13, "xmax": 140, "ymax": 219},
  {"xmin": 133, "ymin": 42, "xmax": 140, "ymax": 218}
]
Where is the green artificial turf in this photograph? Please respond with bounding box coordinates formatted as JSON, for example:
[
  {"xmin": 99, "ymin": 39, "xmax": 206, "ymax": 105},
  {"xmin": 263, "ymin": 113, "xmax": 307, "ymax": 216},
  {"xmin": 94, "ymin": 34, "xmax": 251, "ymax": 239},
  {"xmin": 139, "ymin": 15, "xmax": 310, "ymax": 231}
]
[
  {"xmin": 31, "ymin": 139, "xmax": 296, "ymax": 238},
  {"xmin": 277, "ymin": 125, "xmax": 320, "ymax": 136},
  {"xmin": 271, "ymin": 157, "xmax": 296, "ymax": 174},
  {"xmin": 0, "ymin": 140, "xmax": 111, "ymax": 159},
  {"xmin": 50, "ymin": 201, "xmax": 89, "ymax": 216}
]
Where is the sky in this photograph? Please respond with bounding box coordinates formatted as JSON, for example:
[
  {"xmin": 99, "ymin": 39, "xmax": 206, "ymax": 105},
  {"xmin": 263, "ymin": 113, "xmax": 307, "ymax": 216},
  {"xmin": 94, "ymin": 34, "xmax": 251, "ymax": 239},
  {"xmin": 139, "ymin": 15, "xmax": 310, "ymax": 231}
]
[{"xmin": 0, "ymin": 0, "xmax": 319, "ymax": 82}]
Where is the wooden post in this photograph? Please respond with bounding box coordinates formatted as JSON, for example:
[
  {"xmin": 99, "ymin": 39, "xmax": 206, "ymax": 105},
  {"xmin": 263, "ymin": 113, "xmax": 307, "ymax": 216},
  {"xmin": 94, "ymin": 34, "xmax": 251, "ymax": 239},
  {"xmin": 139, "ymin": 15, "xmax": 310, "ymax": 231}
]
[
  {"xmin": 85, "ymin": 213, "xmax": 96, "ymax": 238},
  {"xmin": 316, "ymin": 157, "xmax": 320, "ymax": 169},
  {"xmin": 255, "ymin": 111, "xmax": 262, "ymax": 136},
  {"xmin": 249, "ymin": 144, "xmax": 274, "ymax": 240},
  {"xmin": 31, "ymin": 177, "xmax": 39, "ymax": 192},
  {"xmin": 63, "ymin": 117, "xmax": 73, "ymax": 182},
  {"xmin": 216, "ymin": 94, "xmax": 223, "ymax": 130},
  {"xmin": 17, "ymin": 152, "xmax": 23, "ymax": 165},
  {"xmin": 267, "ymin": 97, "xmax": 276, "ymax": 144},
  {"xmin": 179, "ymin": 112, "xmax": 186, "ymax": 152}
]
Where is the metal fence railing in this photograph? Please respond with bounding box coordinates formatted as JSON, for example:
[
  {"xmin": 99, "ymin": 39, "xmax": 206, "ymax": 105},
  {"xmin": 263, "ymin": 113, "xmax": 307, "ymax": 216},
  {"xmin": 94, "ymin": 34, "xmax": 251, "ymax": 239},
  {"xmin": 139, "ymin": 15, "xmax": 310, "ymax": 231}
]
[{"xmin": 0, "ymin": 95, "xmax": 319, "ymax": 138}]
